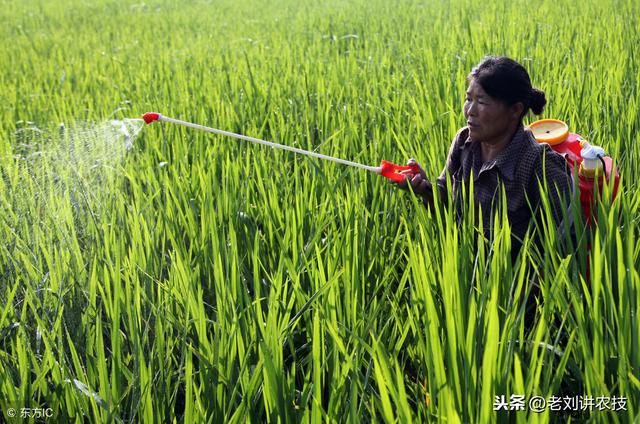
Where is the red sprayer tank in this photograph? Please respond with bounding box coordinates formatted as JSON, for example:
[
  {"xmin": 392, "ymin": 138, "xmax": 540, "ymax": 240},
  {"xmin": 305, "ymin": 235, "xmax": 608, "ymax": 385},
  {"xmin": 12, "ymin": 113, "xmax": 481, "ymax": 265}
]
[{"xmin": 528, "ymin": 119, "xmax": 620, "ymax": 226}]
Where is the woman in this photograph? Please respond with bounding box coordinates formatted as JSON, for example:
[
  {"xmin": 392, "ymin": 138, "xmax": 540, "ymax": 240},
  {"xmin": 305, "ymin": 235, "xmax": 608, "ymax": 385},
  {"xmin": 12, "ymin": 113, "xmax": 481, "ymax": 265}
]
[{"xmin": 399, "ymin": 56, "xmax": 573, "ymax": 256}]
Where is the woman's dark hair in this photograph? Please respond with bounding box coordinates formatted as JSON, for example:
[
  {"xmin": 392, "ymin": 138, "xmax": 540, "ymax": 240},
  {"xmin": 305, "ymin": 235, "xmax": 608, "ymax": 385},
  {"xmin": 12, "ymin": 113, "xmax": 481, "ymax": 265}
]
[{"xmin": 468, "ymin": 56, "xmax": 546, "ymax": 117}]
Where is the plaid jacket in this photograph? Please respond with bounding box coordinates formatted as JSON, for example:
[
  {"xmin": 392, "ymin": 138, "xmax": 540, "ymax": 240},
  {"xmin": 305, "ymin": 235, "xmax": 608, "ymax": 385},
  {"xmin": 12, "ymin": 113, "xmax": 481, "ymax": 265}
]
[{"xmin": 436, "ymin": 125, "xmax": 573, "ymax": 249}]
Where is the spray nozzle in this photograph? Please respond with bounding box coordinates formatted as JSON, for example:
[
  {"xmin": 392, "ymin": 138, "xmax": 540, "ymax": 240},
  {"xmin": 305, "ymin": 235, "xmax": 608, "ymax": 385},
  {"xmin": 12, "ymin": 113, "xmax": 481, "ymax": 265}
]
[{"xmin": 143, "ymin": 112, "xmax": 161, "ymax": 124}]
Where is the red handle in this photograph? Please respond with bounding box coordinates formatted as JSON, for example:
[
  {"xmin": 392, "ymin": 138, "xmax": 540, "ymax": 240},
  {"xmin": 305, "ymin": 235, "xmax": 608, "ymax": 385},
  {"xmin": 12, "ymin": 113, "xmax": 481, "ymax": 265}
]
[{"xmin": 380, "ymin": 160, "xmax": 420, "ymax": 183}]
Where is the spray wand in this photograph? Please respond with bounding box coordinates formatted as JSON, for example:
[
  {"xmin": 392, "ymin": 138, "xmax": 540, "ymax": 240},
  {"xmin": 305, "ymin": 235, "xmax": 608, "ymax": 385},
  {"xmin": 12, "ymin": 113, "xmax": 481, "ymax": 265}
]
[{"xmin": 142, "ymin": 112, "xmax": 418, "ymax": 183}]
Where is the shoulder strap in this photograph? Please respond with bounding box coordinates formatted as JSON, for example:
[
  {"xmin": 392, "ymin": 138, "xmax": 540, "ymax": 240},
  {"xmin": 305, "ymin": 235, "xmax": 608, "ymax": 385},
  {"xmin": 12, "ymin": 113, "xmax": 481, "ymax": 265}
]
[{"xmin": 515, "ymin": 134, "xmax": 543, "ymax": 188}]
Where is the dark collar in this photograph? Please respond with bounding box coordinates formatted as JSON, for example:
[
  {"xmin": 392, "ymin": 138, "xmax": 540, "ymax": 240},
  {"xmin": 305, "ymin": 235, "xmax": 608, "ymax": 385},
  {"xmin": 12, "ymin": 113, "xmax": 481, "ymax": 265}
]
[{"xmin": 463, "ymin": 125, "xmax": 530, "ymax": 181}]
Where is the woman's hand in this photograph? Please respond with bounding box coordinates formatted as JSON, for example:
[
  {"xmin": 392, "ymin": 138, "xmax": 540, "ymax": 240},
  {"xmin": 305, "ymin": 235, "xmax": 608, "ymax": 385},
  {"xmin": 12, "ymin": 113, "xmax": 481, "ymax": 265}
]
[{"xmin": 396, "ymin": 159, "xmax": 433, "ymax": 204}]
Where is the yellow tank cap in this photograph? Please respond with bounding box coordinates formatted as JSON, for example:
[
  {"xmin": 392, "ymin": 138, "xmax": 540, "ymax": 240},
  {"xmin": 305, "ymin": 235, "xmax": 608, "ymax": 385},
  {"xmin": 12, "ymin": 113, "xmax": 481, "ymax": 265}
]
[{"xmin": 528, "ymin": 119, "xmax": 569, "ymax": 145}]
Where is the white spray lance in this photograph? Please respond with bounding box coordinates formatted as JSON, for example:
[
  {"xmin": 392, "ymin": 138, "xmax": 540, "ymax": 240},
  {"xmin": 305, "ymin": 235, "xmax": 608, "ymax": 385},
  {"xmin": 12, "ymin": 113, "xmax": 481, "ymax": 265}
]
[{"xmin": 142, "ymin": 112, "xmax": 418, "ymax": 183}]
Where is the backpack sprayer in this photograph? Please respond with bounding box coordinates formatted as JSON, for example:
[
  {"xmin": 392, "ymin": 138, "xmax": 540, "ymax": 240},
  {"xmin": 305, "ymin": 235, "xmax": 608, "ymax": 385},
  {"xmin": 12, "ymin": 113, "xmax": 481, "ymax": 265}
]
[
  {"xmin": 528, "ymin": 119, "xmax": 620, "ymax": 225},
  {"xmin": 142, "ymin": 113, "xmax": 620, "ymax": 225},
  {"xmin": 142, "ymin": 112, "xmax": 419, "ymax": 183}
]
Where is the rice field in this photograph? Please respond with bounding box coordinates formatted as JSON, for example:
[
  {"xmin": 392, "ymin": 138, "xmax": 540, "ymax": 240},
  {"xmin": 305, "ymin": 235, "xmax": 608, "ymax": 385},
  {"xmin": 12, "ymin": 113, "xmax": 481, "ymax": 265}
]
[{"xmin": 1, "ymin": 0, "xmax": 639, "ymax": 422}]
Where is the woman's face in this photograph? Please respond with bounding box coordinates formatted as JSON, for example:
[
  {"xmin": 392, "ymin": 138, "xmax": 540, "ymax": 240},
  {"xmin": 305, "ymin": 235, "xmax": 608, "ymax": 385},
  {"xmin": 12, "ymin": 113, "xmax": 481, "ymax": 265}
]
[{"xmin": 464, "ymin": 79, "xmax": 522, "ymax": 144}]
